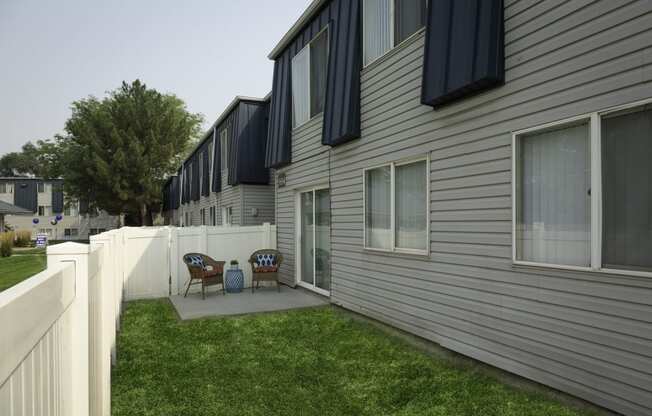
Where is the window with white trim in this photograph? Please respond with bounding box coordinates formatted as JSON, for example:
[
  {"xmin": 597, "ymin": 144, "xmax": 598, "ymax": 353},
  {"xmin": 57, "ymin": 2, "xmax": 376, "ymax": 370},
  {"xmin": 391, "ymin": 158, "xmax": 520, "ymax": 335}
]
[
  {"xmin": 363, "ymin": 0, "xmax": 427, "ymax": 66},
  {"xmin": 291, "ymin": 28, "xmax": 329, "ymax": 128},
  {"xmin": 364, "ymin": 158, "xmax": 429, "ymax": 253},
  {"xmin": 514, "ymin": 102, "xmax": 652, "ymax": 274},
  {"xmin": 221, "ymin": 206, "xmax": 232, "ymax": 226}
]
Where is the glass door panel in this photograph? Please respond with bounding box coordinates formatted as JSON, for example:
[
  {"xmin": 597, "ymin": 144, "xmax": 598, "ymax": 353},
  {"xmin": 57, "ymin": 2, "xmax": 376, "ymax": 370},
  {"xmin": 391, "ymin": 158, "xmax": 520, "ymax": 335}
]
[
  {"xmin": 300, "ymin": 191, "xmax": 314, "ymax": 285},
  {"xmin": 314, "ymin": 189, "xmax": 331, "ymax": 291}
]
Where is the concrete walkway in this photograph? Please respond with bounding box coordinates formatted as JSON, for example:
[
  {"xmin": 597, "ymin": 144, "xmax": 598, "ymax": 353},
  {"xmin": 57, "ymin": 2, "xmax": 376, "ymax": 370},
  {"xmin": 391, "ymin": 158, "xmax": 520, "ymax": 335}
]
[{"xmin": 170, "ymin": 286, "xmax": 328, "ymax": 320}]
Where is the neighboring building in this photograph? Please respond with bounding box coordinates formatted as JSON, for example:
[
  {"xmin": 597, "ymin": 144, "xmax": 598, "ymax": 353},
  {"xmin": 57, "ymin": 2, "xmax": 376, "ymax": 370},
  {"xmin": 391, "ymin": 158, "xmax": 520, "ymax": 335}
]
[
  {"xmin": 264, "ymin": 1, "xmax": 652, "ymax": 416},
  {"xmin": 0, "ymin": 177, "xmax": 119, "ymax": 240},
  {"xmin": 162, "ymin": 95, "xmax": 275, "ymax": 227},
  {"xmin": 0, "ymin": 200, "xmax": 32, "ymax": 232}
]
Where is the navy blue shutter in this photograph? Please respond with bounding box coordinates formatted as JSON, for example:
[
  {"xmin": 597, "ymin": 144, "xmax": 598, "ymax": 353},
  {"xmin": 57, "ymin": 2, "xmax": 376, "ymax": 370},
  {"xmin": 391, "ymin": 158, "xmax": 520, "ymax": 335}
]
[
  {"xmin": 421, "ymin": 0, "xmax": 504, "ymax": 108},
  {"xmin": 211, "ymin": 127, "xmax": 221, "ymax": 193},
  {"xmin": 201, "ymin": 141, "xmax": 210, "ymax": 197},
  {"xmin": 265, "ymin": 54, "xmax": 292, "ymax": 168},
  {"xmin": 52, "ymin": 181, "xmax": 64, "ymax": 214},
  {"xmin": 322, "ymin": 0, "xmax": 361, "ymax": 146},
  {"xmin": 230, "ymin": 101, "xmax": 270, "ymax": 185},
  {"xmin": 191, "ymin": 153, "xmax": 200, "ymax": 201},
  {"xmin": 14, "ymin": 180, "xmax": 37, "ymax": 212}
]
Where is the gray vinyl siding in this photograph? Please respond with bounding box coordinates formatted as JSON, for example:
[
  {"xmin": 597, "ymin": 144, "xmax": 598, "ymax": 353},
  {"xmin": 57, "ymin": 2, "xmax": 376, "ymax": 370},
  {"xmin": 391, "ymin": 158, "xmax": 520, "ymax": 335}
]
[
  {"xmin": 274, "ymin": 2, "xmax": 652, "ymax": 415},
  {"xmin": 242, "ymin": 171, "xmax": 276, "ymax": 226},
  {"xmin": 275, "ymin": 114, "xmax": 330, "ymax": 286},
  {"xmin": 175, "ymin": 171, "xmax": 276, "ymax": 227}
]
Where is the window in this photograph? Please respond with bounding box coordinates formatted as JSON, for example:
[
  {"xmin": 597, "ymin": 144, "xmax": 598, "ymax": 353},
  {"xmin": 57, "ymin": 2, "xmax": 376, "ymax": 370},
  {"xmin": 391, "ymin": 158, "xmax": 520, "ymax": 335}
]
[
  {"xmin": 222, "ymin": 206, "xmax": 232, "ymax": 226},
  {"xmin": 64, "ymin": 206, "xmax": 71, "ymax": 216},
  {"xmin": 513, "ymin": 102, "xmax": 652, "ymax": 275},
  {"xmin": 363, "ymin": 0, "xmax": 427, "ymax": 66},
  {"xmin": 364, "ymin": 158, "xmax": 429, "ymax": 253},
  {"xmin": 220, "ymin": 128, "xmax": 229, "ymax": 170},
  {"xmin": 65, "ymin": 228, "xmax": 71, "ymax": 237},
  {"xmin": 291, "ymin": 28, "xmax": 329, "ymax": 128},
  {"xmin": 0, "ymin": 183, "xmax": 5, "ymax": 193},
  {"xmin": 38, "ymin": 206, "xmax": 50, "ymax": 216},
  {"xmin": 200, "ymin": 208, "xmax": 206, "ymax": 225},
  {"xmin": 210, "ymin": 206, "xmax": 216, "ymax": 226},
  {"xmin": 66, "ymin": 228, "xmax": 79, "ymax": 237},
  {"xmin": 38, "ymin": 182, "xmax": 45, "ymax": 193},
  {"xmin": 184, "ymin": 212, "xmax": 189, "ymax": 227},
  {"xmin": 98, "ymin": 229, "xmax": 106, "ymax": 233}
]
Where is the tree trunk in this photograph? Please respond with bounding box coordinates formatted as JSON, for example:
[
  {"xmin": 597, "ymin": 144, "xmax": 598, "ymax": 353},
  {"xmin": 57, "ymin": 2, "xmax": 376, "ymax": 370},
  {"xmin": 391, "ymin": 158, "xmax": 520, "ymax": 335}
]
[{"xmin": 140, "ymin": 203, "xmax": 152, "ymax": 227}]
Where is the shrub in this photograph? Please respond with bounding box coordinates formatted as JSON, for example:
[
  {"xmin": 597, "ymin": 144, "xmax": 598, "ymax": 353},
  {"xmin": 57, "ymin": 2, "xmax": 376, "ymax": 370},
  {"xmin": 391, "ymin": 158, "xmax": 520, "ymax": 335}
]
[
  {"xmin": 14, "ymin": 230, "xmax": 32, "ymax": 247},
  {"xmin": 0, "ymin": 232, "xmax": 14, "ymax": 257}
]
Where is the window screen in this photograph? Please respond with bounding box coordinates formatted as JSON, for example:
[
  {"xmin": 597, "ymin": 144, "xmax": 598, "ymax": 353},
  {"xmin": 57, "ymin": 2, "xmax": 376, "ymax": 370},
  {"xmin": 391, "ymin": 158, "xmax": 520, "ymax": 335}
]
[
  {"xmin": 310, "ymin": 29, "xmax": 329, "ymax": 118},
  {"xmin": 395, "ymin": 0, "xmax": 427, "ymax": 45},
  {"xmin": 516, "ymin": 122, "xmax": 591, "ymax": 267},
  {"xmin": 602, "ymin": 106, "xmax": 652, "ymax": 271}
]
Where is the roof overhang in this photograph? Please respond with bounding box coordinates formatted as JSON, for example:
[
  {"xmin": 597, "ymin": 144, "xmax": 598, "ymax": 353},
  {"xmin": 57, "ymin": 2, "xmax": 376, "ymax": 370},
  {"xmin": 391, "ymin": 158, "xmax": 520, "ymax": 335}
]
[
  {"xmin": 268, "ymin": 0, "xmax": 329, "ymax": 60},
  {"xmin": 182, "ymin": 95, "xmax": 271, "ymax": 166}
]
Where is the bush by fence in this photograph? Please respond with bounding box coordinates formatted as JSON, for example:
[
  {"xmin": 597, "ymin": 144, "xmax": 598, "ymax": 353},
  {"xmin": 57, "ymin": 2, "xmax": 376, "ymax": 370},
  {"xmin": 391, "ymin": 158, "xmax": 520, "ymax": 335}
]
[{"xmin": 0, "ymin": 232, "xmax": 14, "ymax": 257}]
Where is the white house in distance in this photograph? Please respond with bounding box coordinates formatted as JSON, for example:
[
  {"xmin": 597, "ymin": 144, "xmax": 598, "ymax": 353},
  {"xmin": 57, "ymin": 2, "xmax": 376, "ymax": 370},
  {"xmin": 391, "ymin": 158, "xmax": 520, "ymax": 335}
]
[{"xmin": 0, "ymin": 177, "xmax": 118, "ymax": 240}]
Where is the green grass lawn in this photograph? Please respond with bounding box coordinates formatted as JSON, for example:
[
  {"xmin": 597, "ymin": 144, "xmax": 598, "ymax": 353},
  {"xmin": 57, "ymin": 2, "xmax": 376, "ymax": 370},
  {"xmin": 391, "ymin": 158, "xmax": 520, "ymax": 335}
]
[
  {"xmin": 0, "ymin": 254, "xmax": 47, "ymax": 292},
  {"xmin": 112, "ymin": 300, "xmax": 594, "ymax": 416}
]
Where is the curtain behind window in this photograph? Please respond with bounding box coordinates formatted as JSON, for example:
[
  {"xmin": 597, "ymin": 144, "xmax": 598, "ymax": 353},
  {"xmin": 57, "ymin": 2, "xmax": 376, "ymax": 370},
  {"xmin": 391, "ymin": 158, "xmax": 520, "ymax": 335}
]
[
  {"xmin": 363, "ymin": 0, "xmax": 392, "ymax": 66},
  {"xmin": 395, "ymin": 0, "xmax": 426, "ymax": 45},
  {"xmin": 365, "ymin": 166, "xmax": 392, "ymax": 249},
  {"xmin": 310, "ymin": 30, "xmax": 328, "ymax": 117},
  {"xmin": 292, "ymin": 47, "xmax": 311, "ymax": 127},
  {"xmin": 517, "ymin": 122, "xmax": 591, "ymax": 267},
  {"xmin": 602, "ymin": 106, "xmax": 652, "ymax": 271},
  {"xmin": 395, "ymin": 160, "xmax": 427, "ymax": 250}
]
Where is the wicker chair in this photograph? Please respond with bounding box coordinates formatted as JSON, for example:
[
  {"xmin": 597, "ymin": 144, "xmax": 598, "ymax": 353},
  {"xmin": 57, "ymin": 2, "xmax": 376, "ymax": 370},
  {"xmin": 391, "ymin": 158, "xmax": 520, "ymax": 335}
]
[
  {"xmin": 248, "ymin": 249, "xmax": 283, "ymax": 293},
  {"xmin": 182, "ymin": 253, "xmax": 226, "ymax": 299}
]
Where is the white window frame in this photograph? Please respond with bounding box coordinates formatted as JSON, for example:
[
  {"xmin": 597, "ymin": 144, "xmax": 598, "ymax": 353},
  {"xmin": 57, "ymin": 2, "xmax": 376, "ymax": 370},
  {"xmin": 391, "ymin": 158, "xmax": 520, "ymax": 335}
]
[
  {"xmin": 362, "ymin": 155, "xmax": 430, "ymax": 256},
  {"xmin": 512, "ymin": 97, "xmax": 652, "ymax": 279},
  {"xmin": 221, "ymin": 206, "xmax": 232, "ymax": 226},
  {"xmin": 0, "ymin": 183, "xmax": 6, "ymax": 193},
  {"xmin": 291, "ymin": 26, "xmax": 329, "ymax": 130},
  {"xmin": 294, "ymin": 184, "xmax": 331, "ymax": 297},
  {"xmin": 362, "ymin": 0, "xmax": 427, "ymax": 68}
]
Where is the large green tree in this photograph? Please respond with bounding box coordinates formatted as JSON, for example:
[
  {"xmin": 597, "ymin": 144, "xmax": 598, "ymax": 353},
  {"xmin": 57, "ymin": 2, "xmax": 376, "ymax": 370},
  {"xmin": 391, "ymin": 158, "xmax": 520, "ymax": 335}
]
[
  {"xmin": 55, "ymin": 80, "xmax": 202, "ymax": 225},
  {"xmin": 0, "ymin": 140, "xmax": 57, "ymax": 177}
]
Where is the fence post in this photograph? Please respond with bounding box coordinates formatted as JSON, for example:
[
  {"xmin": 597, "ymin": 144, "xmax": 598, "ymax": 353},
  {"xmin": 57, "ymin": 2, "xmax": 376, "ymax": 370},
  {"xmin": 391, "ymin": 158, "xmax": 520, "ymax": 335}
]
[
  {"xmin": 168, "ymin": 227, "xmax": 179, "ymax": 296},
  {"xmin": 47, "ymin": 242, "xmax": 91, "ymax": 416}
]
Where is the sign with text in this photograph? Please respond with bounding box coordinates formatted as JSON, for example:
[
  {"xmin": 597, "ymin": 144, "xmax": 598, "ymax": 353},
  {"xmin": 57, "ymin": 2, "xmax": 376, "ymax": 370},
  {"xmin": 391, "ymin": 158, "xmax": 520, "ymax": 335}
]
[{"xmin": 35, "ymin": 233, "xmax": 48, "ymax": 248}]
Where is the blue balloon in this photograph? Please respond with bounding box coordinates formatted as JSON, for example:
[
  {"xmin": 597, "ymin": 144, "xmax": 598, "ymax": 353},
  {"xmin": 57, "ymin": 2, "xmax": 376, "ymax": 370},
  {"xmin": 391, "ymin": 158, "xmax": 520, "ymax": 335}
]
[
  {"xmin": 55, "ymin": 214, "xmax": 63, "ymax": 221},
  {"xmin": 32, "ymin": 218, "xmax": 39, "ymax": 224}
]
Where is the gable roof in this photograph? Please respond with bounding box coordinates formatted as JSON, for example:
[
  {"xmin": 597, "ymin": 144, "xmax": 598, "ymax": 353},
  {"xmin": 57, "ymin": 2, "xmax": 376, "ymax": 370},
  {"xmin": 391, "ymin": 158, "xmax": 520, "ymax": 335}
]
[{"xmin": 0, "ymin": 200, "xmax": 32, "ymax": 215}]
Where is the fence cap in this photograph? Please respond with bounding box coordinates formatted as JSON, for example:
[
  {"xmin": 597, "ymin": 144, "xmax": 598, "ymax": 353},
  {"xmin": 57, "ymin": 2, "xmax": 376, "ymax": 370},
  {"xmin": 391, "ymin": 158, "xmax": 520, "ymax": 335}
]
[{"xmin": 47, "ymin": 241, "xmax": 91, "ymax": 255}]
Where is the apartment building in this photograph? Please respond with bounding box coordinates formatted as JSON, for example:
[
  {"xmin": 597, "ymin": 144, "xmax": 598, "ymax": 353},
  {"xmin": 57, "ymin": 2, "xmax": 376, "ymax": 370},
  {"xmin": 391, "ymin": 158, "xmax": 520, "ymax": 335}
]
[
  {"xmin": 163, "ymin": 96, "xmax": 275, "ymax": 227},
  {"xmin": 263, "ymin": 1, "xmax": 652, "ymax": 415},
  {"xmin": 0, "ymin": 177, "xmax": 118, "ymax": 240}
]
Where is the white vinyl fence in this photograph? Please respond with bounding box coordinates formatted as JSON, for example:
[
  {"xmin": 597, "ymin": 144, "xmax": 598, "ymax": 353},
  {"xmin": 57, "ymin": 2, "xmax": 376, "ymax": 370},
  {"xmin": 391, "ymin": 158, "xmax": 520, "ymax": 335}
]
[{"xmin": 0, "ymin": 223, "xmax": 275, "ymax": 415}]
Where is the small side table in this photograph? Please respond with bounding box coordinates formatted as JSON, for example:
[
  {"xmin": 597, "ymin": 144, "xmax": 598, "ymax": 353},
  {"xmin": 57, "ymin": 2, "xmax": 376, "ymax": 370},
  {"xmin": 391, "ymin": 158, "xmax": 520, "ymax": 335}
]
[{"xmin": 225, "ymin": 267, "xmax": 244, "ymax": 293}]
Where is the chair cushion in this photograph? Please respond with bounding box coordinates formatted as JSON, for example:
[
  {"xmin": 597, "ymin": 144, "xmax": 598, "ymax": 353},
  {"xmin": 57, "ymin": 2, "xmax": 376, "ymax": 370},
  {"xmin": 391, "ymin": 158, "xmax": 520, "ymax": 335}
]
[
  {"xmin": 254, "ymin": 266, "xmax": 278, "ymax": 273},
  {"xmin": 255, "ymin": 254, "xmax": 277, "ymax": 267}
]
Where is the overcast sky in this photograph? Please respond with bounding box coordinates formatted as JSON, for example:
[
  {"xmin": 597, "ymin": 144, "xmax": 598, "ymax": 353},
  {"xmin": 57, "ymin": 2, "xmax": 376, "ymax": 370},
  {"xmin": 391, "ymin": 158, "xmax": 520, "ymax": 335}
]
[{"xmin": 0, "ymin": 0, "xmax": 310, "ymax": 155}]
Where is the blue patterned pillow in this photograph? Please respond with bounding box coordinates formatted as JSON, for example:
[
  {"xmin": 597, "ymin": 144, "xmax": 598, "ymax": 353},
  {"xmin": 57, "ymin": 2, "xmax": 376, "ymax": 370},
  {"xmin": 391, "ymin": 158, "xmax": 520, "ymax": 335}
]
[
  {"xmin": 186, "ymin": 255, "xmax": 204, "ymax": 268},
  {"xmin": 255, "ymin": 254, "xmax": 276, "ymax": 267}
]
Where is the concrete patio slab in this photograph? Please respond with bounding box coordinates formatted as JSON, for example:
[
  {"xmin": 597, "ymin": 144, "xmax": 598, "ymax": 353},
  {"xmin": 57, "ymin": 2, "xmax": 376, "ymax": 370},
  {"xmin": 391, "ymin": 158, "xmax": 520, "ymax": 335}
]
[{"xmin": 169, "ymin": 286, "xmax": 328, "ymax": 320}]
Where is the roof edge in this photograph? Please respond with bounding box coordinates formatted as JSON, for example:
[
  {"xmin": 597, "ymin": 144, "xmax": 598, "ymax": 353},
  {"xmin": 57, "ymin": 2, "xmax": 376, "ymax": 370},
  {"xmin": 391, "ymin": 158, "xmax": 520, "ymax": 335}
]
[{"xmin": 268, "ymin": 0, "xmax": 328, "ymax": 60}]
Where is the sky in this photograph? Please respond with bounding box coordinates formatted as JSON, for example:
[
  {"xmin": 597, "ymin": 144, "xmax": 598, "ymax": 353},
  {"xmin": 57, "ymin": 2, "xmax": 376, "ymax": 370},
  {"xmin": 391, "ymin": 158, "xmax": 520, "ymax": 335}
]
[{"xmin": 0, "ymin": 0, "xmax": 311, "ymax": 155}]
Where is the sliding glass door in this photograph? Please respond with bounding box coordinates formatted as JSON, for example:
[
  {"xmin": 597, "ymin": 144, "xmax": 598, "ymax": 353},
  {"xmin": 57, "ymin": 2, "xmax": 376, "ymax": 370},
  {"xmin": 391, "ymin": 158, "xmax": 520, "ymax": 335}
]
[{"xmin": 298, "ymin": 187, "xmax": 331, "ymax": 295}]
